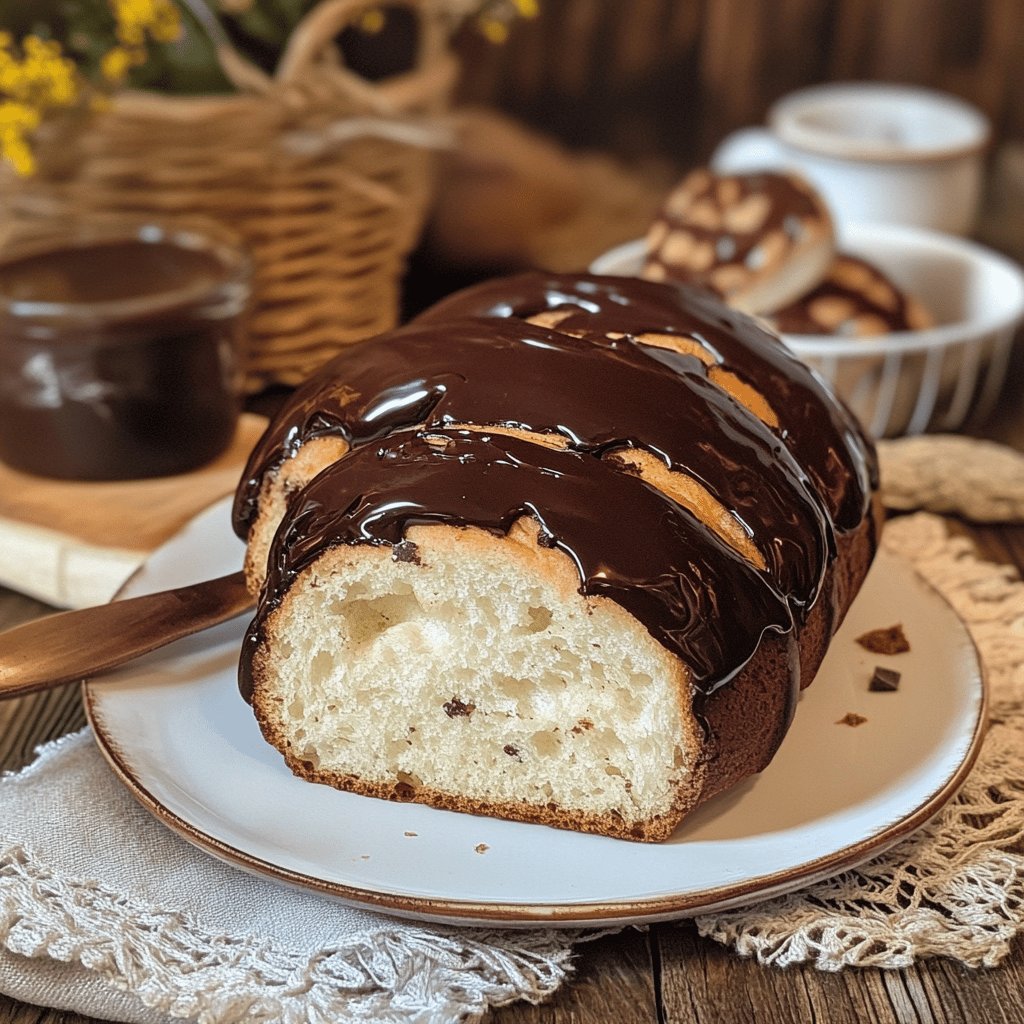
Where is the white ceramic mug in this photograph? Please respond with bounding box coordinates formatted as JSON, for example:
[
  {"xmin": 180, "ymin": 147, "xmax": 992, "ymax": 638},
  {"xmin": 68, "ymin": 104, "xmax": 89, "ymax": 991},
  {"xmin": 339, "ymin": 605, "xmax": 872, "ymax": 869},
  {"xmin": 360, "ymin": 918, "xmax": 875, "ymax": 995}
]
[{"xmin": 712, "ymin": 83, "xmax": 990, "ymax": 235}]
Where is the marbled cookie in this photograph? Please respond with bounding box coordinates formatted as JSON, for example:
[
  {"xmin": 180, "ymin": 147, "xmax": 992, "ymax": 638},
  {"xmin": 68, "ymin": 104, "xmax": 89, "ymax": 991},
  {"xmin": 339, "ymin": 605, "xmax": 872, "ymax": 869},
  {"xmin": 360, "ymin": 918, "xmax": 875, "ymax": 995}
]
[
  {"xmin": 641, "ymin": 170, "xmax": 835, "ymax": 315},
  {"xmin": 770, "ymin": 254, "xmax": 934, "ymax": 337}
]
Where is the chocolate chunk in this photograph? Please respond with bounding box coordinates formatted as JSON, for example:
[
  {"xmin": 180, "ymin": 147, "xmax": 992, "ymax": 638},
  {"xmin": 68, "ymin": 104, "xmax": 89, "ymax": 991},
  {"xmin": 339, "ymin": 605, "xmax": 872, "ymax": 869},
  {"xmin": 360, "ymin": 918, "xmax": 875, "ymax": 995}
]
[
  {"xmin": 392, "ymin": 540, "xmax": 421, "ymax": 565},
  {"xmin": 443, "ymin": 697, "xmax": 475, "ymax": 718},
  {"xmin": 856, "ymin": 624, "xmax": 910, "ymax": 655},
  {"xmin": 836, "ymin": 712, "xmax": 868, "ymax": 727},
  {"xmin": 503, "ymin": 744, "xmax": 522, "ymax": 760},
  {"xmin": 870, "ymin": 666, "xmax": 901, "ymax": 692}
]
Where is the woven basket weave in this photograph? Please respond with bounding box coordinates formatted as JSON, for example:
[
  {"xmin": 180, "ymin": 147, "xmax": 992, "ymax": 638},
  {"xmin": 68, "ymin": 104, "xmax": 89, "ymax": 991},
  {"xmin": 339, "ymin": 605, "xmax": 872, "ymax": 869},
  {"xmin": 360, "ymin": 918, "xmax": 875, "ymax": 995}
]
[{"xmin": 1, "ymin": 0, "xmax": 458, "ymax": 391}]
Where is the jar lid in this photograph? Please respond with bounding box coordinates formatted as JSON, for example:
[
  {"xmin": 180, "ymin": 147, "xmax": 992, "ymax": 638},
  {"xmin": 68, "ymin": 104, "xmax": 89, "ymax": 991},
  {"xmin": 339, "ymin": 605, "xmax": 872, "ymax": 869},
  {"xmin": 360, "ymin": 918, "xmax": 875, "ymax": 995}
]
[{"xmin": 0, "ymin": 218, "xmax": 251, "ymax": 336}]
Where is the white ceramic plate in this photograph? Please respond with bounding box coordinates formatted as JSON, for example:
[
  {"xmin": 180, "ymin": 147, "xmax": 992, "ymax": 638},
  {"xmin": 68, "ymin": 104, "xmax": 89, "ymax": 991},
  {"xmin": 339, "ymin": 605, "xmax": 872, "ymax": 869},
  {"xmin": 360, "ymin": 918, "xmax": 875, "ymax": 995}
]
[{"xmin": 85, "ymin": 499, "xmax": 986, "ymax": 928}]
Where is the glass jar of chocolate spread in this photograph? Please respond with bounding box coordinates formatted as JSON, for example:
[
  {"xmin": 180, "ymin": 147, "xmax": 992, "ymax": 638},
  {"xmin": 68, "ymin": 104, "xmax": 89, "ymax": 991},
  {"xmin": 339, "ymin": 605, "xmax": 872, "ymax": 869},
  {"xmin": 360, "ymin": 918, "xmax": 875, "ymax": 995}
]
[{"xmin": 0, "ymin": 219, "xmax": 251, "ymax": 480}]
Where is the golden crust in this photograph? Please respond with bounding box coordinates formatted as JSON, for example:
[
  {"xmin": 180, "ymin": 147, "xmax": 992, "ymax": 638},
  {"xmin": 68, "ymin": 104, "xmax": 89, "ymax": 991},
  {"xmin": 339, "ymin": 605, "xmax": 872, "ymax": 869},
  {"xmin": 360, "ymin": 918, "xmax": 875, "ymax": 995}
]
[{"xmin": 244, "ymin": 435, "xmax": 350, "ymax": 596}]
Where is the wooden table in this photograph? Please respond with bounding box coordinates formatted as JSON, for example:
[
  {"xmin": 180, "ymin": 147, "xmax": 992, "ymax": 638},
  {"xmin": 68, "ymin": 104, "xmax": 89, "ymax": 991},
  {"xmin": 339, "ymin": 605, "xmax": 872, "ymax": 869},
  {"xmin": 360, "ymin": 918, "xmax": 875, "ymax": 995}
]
[{"xmin": 5, "ymin": 163, "xmax": 1024, "ymax": 1022}]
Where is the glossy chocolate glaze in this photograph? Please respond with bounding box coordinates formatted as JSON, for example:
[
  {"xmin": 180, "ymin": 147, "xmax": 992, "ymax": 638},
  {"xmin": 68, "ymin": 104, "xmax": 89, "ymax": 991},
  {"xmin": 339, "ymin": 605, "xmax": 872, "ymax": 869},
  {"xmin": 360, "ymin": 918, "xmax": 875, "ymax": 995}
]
[
  {"xmin": 235, "ymin": 314, "xmax": 832, "ymax": 609},
  {"xmin": 237, "ymin": 273, "xmax": 877, "ymax": 714},
  {"xmin": 414, "ymin": 272, "xmax": 875, "ymax": 531},
  {"xmin": 239, "ymin": 428, "xmax": 794, "ymax": 709}
]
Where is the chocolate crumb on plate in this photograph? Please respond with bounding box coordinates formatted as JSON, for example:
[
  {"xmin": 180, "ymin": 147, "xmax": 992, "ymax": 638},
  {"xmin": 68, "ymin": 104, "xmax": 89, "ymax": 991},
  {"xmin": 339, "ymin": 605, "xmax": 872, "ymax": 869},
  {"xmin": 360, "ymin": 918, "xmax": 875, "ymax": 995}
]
[
  {"xmin": 475, "ymin": 843, "xmax": 489, "ymax": 854},
  {"xmin": 870, "ymin": 666, "xmax": 902, "ymax": 692},
  {"xmin": 836, "ymin": 712, "xmax": 868, "ymax": 727},
  {"xmin": 856, "ymin": 624, "xmax": 910, "ymax": 655}
]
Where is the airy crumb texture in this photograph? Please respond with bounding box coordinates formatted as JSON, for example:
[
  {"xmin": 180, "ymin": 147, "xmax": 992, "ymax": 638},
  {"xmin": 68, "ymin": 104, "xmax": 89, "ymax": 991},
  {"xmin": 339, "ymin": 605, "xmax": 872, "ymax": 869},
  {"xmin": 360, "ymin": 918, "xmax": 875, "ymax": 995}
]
[
  {"xmin": 250, "ymin": 520, "xmax": 704, "ymax": 842},
  {"xmin": 856, "ymin": 624, "xmax": 910, "ymax": 655}
]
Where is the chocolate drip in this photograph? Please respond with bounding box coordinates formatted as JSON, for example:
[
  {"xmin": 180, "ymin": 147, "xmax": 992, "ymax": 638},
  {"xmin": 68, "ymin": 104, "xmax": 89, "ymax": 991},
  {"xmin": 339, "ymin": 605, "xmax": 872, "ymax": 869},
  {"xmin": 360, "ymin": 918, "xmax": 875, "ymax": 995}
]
[
  {"xmin": 239, "ymin": 429, "xmax": 793, "ymax": 710},
  {"xmin": 415, "ymin": 272, "xmax": 875, "ymax": 531},
  {"xmin": 234, "ymin": 315, "xmax": 832, "ymax": 610}
]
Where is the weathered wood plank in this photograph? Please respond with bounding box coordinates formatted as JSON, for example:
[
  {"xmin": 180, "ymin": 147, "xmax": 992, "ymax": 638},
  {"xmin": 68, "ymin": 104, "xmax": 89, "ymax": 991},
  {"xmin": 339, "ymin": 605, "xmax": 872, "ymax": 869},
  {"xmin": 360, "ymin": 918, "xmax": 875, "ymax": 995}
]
[
  {"xmin": 0, "ymin": 1001, "xmax": 99, "ymax": 1024},
  {"xmin": 490, "ymin": 929, "xmax": 659, "ymax": 1023}
]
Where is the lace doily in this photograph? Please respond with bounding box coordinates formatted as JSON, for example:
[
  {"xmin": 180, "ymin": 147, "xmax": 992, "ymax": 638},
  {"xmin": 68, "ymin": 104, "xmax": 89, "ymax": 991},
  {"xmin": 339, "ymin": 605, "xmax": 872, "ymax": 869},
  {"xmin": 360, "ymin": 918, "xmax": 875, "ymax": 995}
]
[{"xmin": 696, "ymin": 509, "xmax": 1024, "ymax": 968}]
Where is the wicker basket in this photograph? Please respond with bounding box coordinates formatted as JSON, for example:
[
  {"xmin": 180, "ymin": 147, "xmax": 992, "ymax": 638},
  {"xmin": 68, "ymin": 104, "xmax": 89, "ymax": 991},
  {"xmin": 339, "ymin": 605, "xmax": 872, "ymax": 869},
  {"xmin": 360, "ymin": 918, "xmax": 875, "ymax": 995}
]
[{"xmin": 0, "ymin": 0, "xmax": 459, "ymax": 392}]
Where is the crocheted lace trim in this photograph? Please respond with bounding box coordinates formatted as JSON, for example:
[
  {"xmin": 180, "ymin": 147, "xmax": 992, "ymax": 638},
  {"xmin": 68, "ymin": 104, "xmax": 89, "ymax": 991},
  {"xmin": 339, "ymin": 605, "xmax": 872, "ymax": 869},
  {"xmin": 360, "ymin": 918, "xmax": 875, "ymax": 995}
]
[
  {"xmin": 696, "ymin": 510, "xmax": 1024, "ymax": 969},
  {"xmin": 1, "ymin": 828, "xmax": 582, "ymax": 1022}
]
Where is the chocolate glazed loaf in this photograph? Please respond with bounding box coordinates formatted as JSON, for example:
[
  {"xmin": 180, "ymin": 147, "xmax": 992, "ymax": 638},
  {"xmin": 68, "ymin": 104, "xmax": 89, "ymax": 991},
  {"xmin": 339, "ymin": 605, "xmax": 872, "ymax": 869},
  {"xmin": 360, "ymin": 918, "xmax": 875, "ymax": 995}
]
[{"xmin": 235, "ymin": 273, "xmax": 881, "ymax": 842}]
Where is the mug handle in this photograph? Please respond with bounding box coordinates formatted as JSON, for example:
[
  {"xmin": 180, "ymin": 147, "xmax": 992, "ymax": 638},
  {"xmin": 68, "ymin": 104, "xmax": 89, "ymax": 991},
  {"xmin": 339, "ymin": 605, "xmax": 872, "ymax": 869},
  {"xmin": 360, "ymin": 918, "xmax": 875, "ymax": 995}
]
[{"xmin": 711, "ymin": 127, "xmax": 785, "ymax": 173}]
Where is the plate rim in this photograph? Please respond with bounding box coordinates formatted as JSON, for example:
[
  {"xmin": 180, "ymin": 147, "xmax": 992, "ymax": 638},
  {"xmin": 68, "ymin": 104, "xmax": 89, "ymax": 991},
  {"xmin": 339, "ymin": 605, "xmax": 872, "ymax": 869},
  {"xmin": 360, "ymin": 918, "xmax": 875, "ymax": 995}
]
[{"xmin": 83, "ymin": 526, "xmax": 990, "ymax": 927}]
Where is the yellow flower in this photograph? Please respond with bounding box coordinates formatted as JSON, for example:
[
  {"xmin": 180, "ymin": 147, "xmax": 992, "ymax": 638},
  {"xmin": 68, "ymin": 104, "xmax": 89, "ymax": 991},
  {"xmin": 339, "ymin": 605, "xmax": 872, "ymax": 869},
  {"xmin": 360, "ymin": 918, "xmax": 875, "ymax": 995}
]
[
  {"xmin": 0, "ymin": 35, "xmax": 78, "ymax": 175},
  {"xmin": 358, "ymin": 9, "xmax": 387, "ymax": 34},
  {"xmin": 478, "ymin": 18, "xmax": 510, "ymax": 44},
  {"xmin": 0, "ymin": 35, "xmax": 78, "ymax": 108},
  {"xmin": 0, "ymin": 98, "xmax": 42, "ymax": 176},
  {"xmin": 476, "ymin": 1, "xmax": 539, "ymax": 44},
  {"xmin": 0, "ymin": 2, "xmax": 181, "ymax": 176},
  {"xmin": 100, "ymin": 46, "xmax": 134, "ymax": 84},
  {"xmin": 109, "ymin": 0, "xmax": 182, "ymax": 49}
]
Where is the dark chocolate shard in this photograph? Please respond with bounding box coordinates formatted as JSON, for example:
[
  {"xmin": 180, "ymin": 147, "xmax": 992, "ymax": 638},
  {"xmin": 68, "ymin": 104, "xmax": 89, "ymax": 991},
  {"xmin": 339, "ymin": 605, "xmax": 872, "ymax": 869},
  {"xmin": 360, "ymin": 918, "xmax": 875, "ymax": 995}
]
[
  {"xmin": 392, "ymin": 540, "xmax": 422, "ymax": 565},
  {"xmin": 870, "ymin": 666, "xmax": 901, "ymax": 692},
  {"xmin": 443, "ymin": 697, "xmax": 476, "ymax": 718}
]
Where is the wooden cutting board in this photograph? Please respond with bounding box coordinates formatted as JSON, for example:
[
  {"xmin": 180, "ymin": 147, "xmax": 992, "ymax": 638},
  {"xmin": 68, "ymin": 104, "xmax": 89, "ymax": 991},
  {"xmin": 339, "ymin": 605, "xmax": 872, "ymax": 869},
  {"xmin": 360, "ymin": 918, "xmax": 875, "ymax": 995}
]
[{"xmin": 0, "ymin": 413, "xmax": 267, "ymax": 609}]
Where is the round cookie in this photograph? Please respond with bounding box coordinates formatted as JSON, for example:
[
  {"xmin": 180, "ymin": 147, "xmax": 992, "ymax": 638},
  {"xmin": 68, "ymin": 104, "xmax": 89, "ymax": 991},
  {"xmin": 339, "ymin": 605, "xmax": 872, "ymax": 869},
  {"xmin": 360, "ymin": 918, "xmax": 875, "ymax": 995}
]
[
  {"xmin": 769, "ymin": 253, "xmax": 935, "ymax": 337},
  {"xmin": 642, "ymin": 169, "xmax": 835, "ymax": 315}
]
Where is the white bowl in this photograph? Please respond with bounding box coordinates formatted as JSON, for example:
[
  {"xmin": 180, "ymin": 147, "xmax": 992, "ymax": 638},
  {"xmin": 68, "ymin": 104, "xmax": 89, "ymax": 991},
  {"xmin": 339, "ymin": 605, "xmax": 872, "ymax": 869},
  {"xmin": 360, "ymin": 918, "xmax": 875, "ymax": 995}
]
[{"xmin": 590, "ymin": 224, "xmax": 1024, "ymax": 438}]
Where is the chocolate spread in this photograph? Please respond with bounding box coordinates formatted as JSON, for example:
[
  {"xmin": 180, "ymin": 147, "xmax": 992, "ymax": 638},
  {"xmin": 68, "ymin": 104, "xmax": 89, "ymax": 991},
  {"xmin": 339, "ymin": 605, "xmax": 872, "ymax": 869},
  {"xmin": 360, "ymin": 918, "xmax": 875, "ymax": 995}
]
[{"xmin": 0, "ymin": 236, "xmax": 245, "ymax": 480}]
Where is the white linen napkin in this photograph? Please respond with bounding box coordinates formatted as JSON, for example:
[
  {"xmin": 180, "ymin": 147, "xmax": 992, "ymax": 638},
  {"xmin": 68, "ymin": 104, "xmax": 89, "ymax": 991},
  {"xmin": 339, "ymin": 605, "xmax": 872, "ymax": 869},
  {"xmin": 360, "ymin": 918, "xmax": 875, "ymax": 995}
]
[{"xmin": 0, "ymin": 729, "xmax": 577, "ymax": 1023}]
